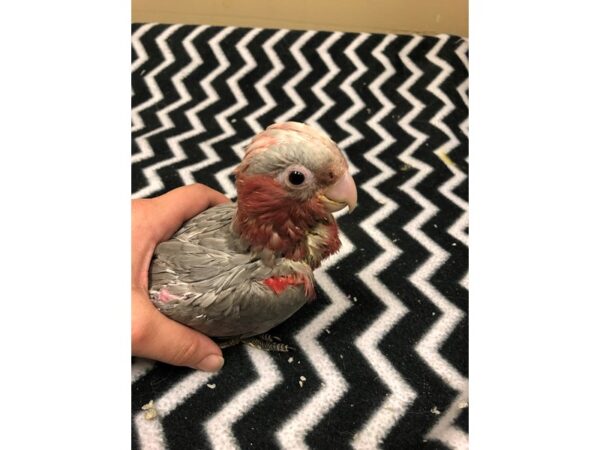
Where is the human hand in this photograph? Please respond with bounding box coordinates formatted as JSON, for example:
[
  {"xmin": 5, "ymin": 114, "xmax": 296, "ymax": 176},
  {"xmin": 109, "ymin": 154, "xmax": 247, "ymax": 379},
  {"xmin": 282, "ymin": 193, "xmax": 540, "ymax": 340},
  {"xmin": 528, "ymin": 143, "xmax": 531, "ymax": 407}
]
[{"xmin": 132, "ymin": 184, "xmax": 229, "ymax": 371}]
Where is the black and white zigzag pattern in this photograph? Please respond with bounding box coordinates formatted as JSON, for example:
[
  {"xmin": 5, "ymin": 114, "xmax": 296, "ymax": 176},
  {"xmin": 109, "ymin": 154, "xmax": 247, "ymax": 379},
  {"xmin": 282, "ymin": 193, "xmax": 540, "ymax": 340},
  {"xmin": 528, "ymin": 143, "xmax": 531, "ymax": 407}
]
[{"xmin": 132, "ymin": 23, "xmax": 468, "ymax": 449}]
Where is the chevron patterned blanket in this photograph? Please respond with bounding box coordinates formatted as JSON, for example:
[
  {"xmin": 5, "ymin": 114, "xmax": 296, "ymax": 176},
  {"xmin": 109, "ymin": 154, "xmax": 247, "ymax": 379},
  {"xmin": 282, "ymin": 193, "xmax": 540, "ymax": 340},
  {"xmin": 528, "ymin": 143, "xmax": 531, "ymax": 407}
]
[{"xmin": 132, "ymin": 23, "xmax": 468, "ymax": 449}]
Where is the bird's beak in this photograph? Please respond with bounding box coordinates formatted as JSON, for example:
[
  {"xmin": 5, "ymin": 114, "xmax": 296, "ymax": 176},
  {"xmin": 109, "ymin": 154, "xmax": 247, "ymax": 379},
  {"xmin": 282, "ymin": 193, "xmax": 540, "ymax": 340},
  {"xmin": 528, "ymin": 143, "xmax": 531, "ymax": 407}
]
[{"xmin": 321, "ymin": 170, "xmax": 358, "ymax": 213}]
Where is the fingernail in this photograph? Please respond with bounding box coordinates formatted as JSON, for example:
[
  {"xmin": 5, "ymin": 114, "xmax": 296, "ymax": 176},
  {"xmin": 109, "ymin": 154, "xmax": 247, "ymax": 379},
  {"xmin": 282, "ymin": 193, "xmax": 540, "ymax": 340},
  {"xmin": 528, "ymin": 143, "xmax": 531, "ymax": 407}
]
[{"xmin": 197, "ymin": 354, "xmax": 224, "ymax": 372}]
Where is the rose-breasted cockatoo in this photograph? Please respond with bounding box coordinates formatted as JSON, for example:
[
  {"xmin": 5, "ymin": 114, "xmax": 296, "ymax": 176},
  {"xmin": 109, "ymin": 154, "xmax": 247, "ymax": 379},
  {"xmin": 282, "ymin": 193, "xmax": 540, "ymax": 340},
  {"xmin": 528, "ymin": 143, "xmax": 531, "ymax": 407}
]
[{"xmin": 149, "ymin": 122, "xmax": 357, "ymax": 351}]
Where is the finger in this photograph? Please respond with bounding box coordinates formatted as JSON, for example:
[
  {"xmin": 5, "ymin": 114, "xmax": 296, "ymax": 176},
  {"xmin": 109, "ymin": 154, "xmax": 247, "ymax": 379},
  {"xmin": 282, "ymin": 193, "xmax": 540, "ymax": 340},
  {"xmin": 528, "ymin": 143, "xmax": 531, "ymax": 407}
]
[
  {"xmin": 132, "ymin": 291, "xmax": 224, "ymax": 372},
  {"xmin": 150, "ymin": 184, "xmax": 230, "ymax": 241}
]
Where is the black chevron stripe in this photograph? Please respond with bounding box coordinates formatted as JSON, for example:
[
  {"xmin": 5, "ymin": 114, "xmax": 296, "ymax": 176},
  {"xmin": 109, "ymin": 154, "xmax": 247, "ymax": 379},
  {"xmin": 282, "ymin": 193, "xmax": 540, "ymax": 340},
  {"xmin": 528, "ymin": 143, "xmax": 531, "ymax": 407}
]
[
  {"xmin": 438, "ymin": 36, "xmax": 469, "ymax": 174},
  {"xmin": 186, "ymin": 27, "xmax": 273, "ymax": 195},
  {"xmin": 232, "ymin": 289, "xmax": 327, "ymax": 447},
  {"xmin": 320, "ymin": 32, "xmax": 362, "ymax": 143},
  {"xmin": 367, "ymin": 35, "xmax": 457, "ymax": 447},
  {"xmin": 161, "ymin": 350, "xmax": 256, "ymax": 449},
  {"xmin": 258, "ymin": 30, "xmax": 303, "ymax": 125},
  {"xmin": 132, "ymin": 25, "xmax": 191, "ymax": 140},
  {"xmin": 201, "ymin": 28, "xmax": 278, "ymax": 199},
  {"xmin": 131, "ymin": 362, "xmax": 202, "ymax": 449},
  {"xmin": 166, "ymin": 27, "xmax": 246, "ymax": 187},
  {"xmin": 131, "ymin": 24, "xmax": 168, "ymax": 112},
  {"xmin": 422, "ymin": 38, "xmax": 469, "ymax": 436},
  {"xmin": 131, "ymin": 25, "xmax": 205, "ymax": 194},
  {"xmin": 307, "ymin": 33, "xmax": 408, "ymax": 445},
  {"xmin": 291, "ymin": 31, "xmax": 329, "ymax": 122}
]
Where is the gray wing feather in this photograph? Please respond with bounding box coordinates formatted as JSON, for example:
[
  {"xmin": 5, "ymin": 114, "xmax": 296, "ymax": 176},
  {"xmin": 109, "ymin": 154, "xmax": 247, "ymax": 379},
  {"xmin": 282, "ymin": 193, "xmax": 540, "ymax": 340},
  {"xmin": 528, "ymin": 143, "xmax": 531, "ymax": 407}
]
[{"xmin": 149, "ymin": 202, "xmax": 311, "ymax": 338}]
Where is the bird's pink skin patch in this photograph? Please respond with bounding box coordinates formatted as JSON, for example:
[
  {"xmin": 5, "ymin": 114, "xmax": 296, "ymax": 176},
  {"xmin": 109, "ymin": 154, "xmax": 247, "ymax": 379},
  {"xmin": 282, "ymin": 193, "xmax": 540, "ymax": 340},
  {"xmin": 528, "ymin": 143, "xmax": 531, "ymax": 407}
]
[
  {"xmin": 158, "ymin": 288, "xmax": 177, "ymax": 303},
  {"xmin": 263, "ymin": 275, "xmax": 298, "ymax": 295},
  {"xmin": 263, "ymin": 274, "xmax": 316, "ymax": 300}
]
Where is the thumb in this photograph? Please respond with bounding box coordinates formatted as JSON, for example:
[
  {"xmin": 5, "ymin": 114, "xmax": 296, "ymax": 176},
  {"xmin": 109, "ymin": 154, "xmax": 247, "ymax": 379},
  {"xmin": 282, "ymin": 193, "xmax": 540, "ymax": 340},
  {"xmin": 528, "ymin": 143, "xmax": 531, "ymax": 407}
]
[{"xmin": 132, "ymin": 293, "xmax": 224, "ymax": 372}]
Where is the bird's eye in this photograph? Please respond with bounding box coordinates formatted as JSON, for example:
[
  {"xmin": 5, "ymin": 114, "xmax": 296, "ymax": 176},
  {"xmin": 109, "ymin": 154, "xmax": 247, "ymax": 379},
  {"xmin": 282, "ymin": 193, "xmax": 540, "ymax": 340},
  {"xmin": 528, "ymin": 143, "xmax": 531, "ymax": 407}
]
[
  {"xmin": 280, "ymin": 165, "xmax": 313, "ymax": 189},
  {"xmin": 288, "ymin": 171, "xmax": 305, "ymax": 185}
]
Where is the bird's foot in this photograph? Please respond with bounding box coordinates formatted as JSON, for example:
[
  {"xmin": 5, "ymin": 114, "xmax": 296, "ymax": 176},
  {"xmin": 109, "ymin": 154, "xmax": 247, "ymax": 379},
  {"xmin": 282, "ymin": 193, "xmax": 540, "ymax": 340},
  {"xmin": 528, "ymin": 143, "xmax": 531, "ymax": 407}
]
[
  {"xmin": 245, "ymin": 334, "xmax": 295, "ymax": 352},
  {"xmin": 218, "ymin": 334, "xmax": 294, "ymax": 352}
]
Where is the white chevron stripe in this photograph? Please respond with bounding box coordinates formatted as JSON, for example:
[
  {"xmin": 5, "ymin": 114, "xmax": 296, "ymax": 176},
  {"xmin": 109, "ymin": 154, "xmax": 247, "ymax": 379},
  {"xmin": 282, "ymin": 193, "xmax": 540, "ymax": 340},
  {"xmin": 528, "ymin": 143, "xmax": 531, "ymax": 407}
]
[
  {"xmin": 134, "ymin": 370, "xmax": 216, "ymax": 450},
  {"xmin": 426, "ymin": 36, "xmax": 468, "ymax": 249},
  {"xmin": 459, "ymin": 111, "xmax": 469, "ymax": 140},
  {"xmin": 131, "ymin": 24, "xmax": 153, "ymax": 73},
  {"xmin": 276, "ymin": 232, "xmax": 354, "ymax": 449},
  {"xmin": 304, "ymin": 32, "xmax": 358, "ymax": 177},
  {"xmin": 132, "ymin": 23, "xmax": 155, "ymax": 130},
  {"xmin": 456, "ymin": 40, "xmax": 469, "ymax": 77},
  {"xmin": 456, "ymin": 41, "xmax": 469, "ymax": 141},
  {"xmin": 131, "ymin": 23, "xmax": 154, "ymax": 120},
  {"xmin": 132, "ymin": 26, "xmax": 204, "ymax": 168},
  {"xmin": 424, "ymin": 39, "xmax": 469, "ymax": 449},
  {"xmin": 219, "ymin": 29, "xmax": 290, "ymax": 199},
  {"xmin": 210, "ymin": 28, "xmax": 262, "ymax": 198},
  {"xmin": 245, "ymin": 29, "xmax": 288, "ymax": 133},
  {"xmin": 131, "ymin": 358, "xmax": 155, "ymax": 383},
  {"xmin": 448, "ymin": 212, "xmax": 469, "ymax": 247},
  {"xmin": 336, "ymin": 33, "xmax": 369, "ymax": 175},
  {"xmin": 132, "ymin": 27, "xmax": 233, "ymax": 199},
  {"xmin": 204, "ymin": 346, "xmax": 282, "ymax": 449},
  {"xmin": 131, "ymin": 24, "xmax": 181, "ymax": 152},
  {"xmin": 394, "ymin": 34, "xmax": 466, "ymax": 450},
  {"xmin": 428, "ymin": 36, "xmax": 464, "ymax": 197},
  {"xmin": 276, "ymin": 31, "xmax": 316, "ymax": 123},
  {"xmin": 336, "ymin": 33, "xmax": 368, "ymax": 148},
  {"xmin": 309, "ymin": 32, "xmax": 342, "ymax": 125},
  {"xmin": 352, "ymin": 34, "xmax": 417, "ymax": 450},
  {"xmin": 460, "ymin": 272, "xmax": 468, "ymax": 290},
  {"xmin": 396, "ymin": 34, "xmax": 468, "ymax": 448},
  {"xmin": 178, "ymin": 26, "xmax": 246, "ymax": 188},
  {"xmin": 403, "ymin": 51, "xmax": 465, "ymax": 386},
  {"xmin": 426, "ymin": 380, "xmax": 469, "ymax": 449},
  {"xmin": 215, "ymin": 29, "xmax": 288, "ymax": 199}
]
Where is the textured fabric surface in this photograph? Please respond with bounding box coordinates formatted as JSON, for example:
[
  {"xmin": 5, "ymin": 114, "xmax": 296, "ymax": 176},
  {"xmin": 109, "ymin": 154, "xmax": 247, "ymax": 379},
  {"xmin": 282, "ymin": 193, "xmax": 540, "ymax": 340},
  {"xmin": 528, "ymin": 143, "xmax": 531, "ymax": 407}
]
[{"xmin": 131, "ymin": 23, "xmax": 468, "ymax": 449}]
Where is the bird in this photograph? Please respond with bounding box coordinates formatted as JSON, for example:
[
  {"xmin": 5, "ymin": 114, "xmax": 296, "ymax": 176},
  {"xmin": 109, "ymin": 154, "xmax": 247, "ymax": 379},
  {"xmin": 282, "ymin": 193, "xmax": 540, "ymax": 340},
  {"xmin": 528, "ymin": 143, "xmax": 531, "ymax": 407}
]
[{"xmin": 148, "ymin": 122, "xmax": 357, "ymax": 351}]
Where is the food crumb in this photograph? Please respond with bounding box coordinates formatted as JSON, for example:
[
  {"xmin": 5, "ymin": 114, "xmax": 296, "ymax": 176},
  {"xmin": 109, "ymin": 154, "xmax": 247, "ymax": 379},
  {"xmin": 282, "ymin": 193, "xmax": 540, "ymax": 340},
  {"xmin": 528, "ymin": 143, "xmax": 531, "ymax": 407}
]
[
  {"xmin": 325, "ymin": 329, "xmax": 331, "ymax": 334},
  {"xmin": 299, "ymin": 380, "xmax": 304, "ymax": 388},
  {"xmin": 141, "ymin": 400, "xmax": 154, "ymax": 411},
  {"xmin": 300, "ymin": 376, "xmax": 306, "ymax": 381},
  {"xmin": 353, "ymin": 296, "xmax": 357, "ymax": 302},
  {"xmin": 431, "ymin": 406, "xmax": 441, "ymax": 415},
  {"xmin": 458, "ymin": 401, "xmax": 468, "ymax": 409},
  {"xmin": 207, "ymin": 383, "xmax": 216, "ymax": 389},
  {"xmin": 141, "ymin": 400, "xmax": 157, "ymax": 420},
  {"xmin": 288, "ymin": 357, "xmax": 294, "ymax": 363}
]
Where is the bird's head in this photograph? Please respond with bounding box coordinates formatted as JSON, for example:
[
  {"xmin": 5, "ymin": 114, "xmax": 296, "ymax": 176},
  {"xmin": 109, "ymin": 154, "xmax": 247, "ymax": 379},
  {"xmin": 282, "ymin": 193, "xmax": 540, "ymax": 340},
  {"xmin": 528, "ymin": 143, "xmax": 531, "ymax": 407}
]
[{"xmin": 233, "ymin": 122, "xmax": 357, "ymax": 264}]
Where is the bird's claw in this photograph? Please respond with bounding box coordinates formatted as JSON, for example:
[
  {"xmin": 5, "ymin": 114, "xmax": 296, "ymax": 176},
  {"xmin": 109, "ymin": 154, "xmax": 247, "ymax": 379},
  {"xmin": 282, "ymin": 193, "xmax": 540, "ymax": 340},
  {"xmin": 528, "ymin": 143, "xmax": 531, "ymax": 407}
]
[{"xmin": 219, "ymin": 334, "xmax": 294, "ymax": 352}]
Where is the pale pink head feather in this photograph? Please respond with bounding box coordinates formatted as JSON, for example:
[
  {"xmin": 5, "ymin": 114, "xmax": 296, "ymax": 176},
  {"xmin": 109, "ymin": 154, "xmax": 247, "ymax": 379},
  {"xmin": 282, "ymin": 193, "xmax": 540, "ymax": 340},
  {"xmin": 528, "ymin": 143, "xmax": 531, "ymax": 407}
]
[{"xmin": 238, "ymin": 122, "xmax": 343, "ymax": 172}]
